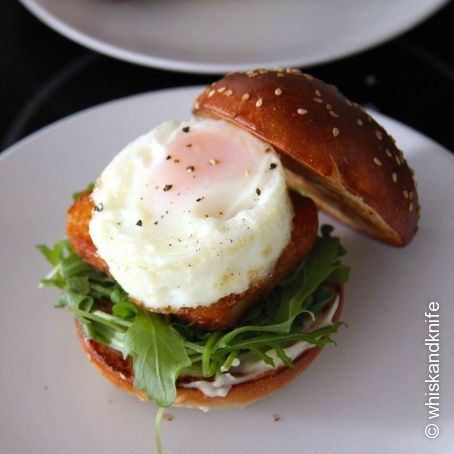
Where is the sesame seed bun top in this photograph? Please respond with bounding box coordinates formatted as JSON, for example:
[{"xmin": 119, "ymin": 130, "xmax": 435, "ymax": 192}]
[{"xmin": 193, "ymin": 68, "xmax": 419, "ymax": 246}]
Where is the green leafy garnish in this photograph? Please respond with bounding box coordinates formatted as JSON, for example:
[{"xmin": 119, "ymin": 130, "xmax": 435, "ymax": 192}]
[
  {"xmin": 72, "ymin": 182, "xmax": 95, "ymax": 202},
  {"xmin": 122, "ymin": 311, "xmax": 191, "ymax": 408},
  {"xmin": 38, "ymin": 225, "xmax": 349, "ymax": 408}
]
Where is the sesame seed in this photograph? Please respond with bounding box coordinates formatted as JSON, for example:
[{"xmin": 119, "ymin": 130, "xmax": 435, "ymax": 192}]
[
  {"xmin": 186, "ymin": 165, "xmax": 195, "ymax": 173},
  {"xmin": 217, "ymin": 86, "xmax": 226, "ymax": 93},
  {"xmin": 403, "ymin": 190, "xmax": 409, "ymax": 199},
  {"xmin": 208, "ymin": 89, "xmax": 215, "ymax": 98},
  {"xmin": 256, "ymin": 98, "xmax": 263, "ymax": 107},
  {"xmin": 375, "ymin": 130, "xmax": 383, "ymax": 141},
  {"xmin": 303, "ymin": 73, "xmax": 314, "ymax": 80},
  {"xmin": 225, "ymin": 89, "xmax": 233, "ymax": 96},
  {"xmin": 356, "ymin": 119, "xmax": 363, "ymax": 126},
  {"xmin": 247, "ymin": 72, "xmax": 258, "ymax": 78},
  {"xmin": 332, "ymin": 127, "xmax": 340, "ymax": 137},
  {"xmin": 209, "ymin": 158, "xmax": 218, "ymax": 166},
  {"xmin": 392, "ymin": 172, "xmax": 397, "ymax": 183},
  {"xmin": 277, "ymin": 73, "xmax": 285, "ymax": 78},
  {"xmin": 346, "ymin": 99, "xmax": 353, "ymax": 106},
  {"xmin": 313, "ymin": 97, "xmax": 323, "ymax": 103},
  {"xmin": 385, "ymin": 148, "xmax": 392, "ymax": 157},
  {"xmin": 242, "ymin": 93, "xmax": 250, "ymax": 101},
  {"xmin": 396, "ymin": 155, "xmax": 402, "ymax": 166},
  {"xmin": 326, "ymin": 104, "xmax": 332, "ymax": 110},
  {"xmin": 409, "ymin": 203, "xmax": 414, "ymax": 212},
  {"xmin": 297, "ymin": 108, "xmax": 308, "ymax": 115},
  {"xmin": 194, "ymin": 101, "xmax": 200, "ymax": 109},
  {"xmin": 244, "ymin": 169, "xmax": 250, "ymax": 177},
  {"xmin": 315, "ymin": 89, "xmax": 322, "ymax": 97},
  {"xmin": 274, "ymin": 88, "xmax": 282, "ymax": 96},
  {"xmin": 373, "ymin": 157, "xmax": 382, "ymax": 166},
  {"xmin": 258, "ymin": 69, "xmax": 268, "ymax": 74},
  {"xmin": 329, "ymin": 111, "xmax": 339, "ymax": 118}
]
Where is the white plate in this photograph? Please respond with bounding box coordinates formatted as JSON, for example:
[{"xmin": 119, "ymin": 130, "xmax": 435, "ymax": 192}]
[
  {"xmin": 19, "ymin": 0, "xmax": 448, "ymax": 73},
  {"xmin": 1, "ymin": 87, "xmax": 453, "ymax": 453}
]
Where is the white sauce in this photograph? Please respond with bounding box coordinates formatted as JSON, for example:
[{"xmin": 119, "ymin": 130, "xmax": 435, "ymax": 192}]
[{"xmin": 182, "ymin": 295, "xmax": 340, "ymax": 398}]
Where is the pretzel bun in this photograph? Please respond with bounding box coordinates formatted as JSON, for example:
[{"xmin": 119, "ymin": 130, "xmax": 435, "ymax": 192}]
[
  {"xmin": 193, "ymin": 69, "xmax": 419, "ymax": 246},
  {"xmin": 76, "ymin": 286, "xmax": 343, "ymax": 409}
]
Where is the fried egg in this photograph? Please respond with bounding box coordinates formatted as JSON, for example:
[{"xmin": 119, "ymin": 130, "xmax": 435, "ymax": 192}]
[{"xmin": 89, "ymin": 119, "xmax": 292, "ymax": 309}]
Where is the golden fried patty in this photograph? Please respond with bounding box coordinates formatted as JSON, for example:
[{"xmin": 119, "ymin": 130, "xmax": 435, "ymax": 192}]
[{"xmin": 67, "ymin": 191, "xmax": 318, "ymax": 330}]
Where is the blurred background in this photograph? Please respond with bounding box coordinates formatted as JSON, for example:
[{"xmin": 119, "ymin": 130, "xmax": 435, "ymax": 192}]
[{"xmin": 1, "ymin": 0, "xmax": 452, "ymax": 152}]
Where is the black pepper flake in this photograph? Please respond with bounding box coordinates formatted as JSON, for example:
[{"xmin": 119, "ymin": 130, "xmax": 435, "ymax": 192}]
[
  {"xmin": 154, "ymin": 221, "xmax": 159, "ymax": 225},
  {"xmin": 186, "ymin": 165, "xmax": 195, "ymax": 173},
  {"xmin": 265, "ymin": 148, "xmax": 272, "ymax": 153},
  {"xmin": 196, "ymin": 197, "xmax": 205, "ymax": 202},
  {"xmin": 256, "ymin": 188, "xmax": 261, "ymax": 196},
  {"xmin": 174, "ymin": 159, "xmax": 180, "ymax": 163},
  {"xmin": 136, "ymin": 220, "xmax": 143, "ymax": 226},
  {"xmin": 270, "ymin": 163, "xmax": 277, "ymax": 170},
  {"xmin": 94, "ymin": 203, "xmax": 104, "ymax": 212},
  {"xmin": 140, "ymin": 197, "xmax": 144, "ymax": 200},
  {"xmin": 166, "ymin": 155, "xmax": 172, "ymax": 160},
  {"xmin": 163, "ymin": 184, "xmax": 173, "ymax": 192},
  {"xmin": 182, "ymin": 126, "xmax": 190, "ymax": 133},
  {"xmin": 186, "ymin": 143, "xmax": 192, "ymax": 148}
]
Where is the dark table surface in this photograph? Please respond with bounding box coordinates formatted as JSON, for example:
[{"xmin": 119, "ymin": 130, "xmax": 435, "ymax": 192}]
[{"xmin": 2, "ymin": 0, "xmax": 453, "ymax": 153}]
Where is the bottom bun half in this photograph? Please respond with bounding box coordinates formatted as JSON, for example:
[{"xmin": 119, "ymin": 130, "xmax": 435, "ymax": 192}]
[{"xmin": 76, "ymin": 285, "xmax": 344, "ymax": 409}]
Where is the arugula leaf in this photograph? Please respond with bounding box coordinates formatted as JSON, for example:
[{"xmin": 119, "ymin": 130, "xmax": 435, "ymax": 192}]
[
  {"xmin": 72, "ymin": 182, "xmax": 95, "ymax": 202},
  {"xmin": 38, "ymin": 224, "xmax": 348, "ymax": 408},
  {"xmin": 214, "ymin": 225, "xmax": 348, "ymax": 348},
  {"xmin": 122, "ymin": 311, "xmax": 191, "ymax": 408}
]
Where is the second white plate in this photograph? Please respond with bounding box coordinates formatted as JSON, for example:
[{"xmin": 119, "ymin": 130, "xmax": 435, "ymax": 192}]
[{"xmin": 19, "ymin": 0, "xmax": 448, "ymax": 73}]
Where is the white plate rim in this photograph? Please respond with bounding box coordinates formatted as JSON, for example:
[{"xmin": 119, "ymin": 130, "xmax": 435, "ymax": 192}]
[{"xmin": 18, "ymin": 0, "xmax": 449, "ymax": 74}]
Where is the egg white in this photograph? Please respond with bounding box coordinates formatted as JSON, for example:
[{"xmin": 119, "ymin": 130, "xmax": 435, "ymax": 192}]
[{"xmin": 89, "ymin": 119, "xmax": 293, "ymax": 309}]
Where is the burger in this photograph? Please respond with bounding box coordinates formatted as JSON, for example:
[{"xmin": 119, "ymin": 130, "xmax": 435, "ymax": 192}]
[{"xmin": 39, "ymin": 69, "xmax": 418, "ymax": 414}]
